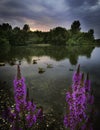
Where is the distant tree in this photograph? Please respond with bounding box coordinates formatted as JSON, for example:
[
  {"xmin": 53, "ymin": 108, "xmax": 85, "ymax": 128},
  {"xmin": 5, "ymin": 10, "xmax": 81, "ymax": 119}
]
[
  {"xmin": 0, "ymin": 24, "xmax": 2, "ymax": 30},
  {"xmin": 0, "ymin": 37, "xmax": 10, "ymax": 49},
  {"xmin": 1, "ymin": 23, "xmax": 12, "ymax": 31},
  {"xmin": 49, "ymin": 27, "xmax": 69, "ymax": 45},
  {"xmin": 23, "ymin": 24, "xmax": 30, "ymax": 32},
  {"xmin": 0, "ymin": 23, "xmax": 12, "ymax": 43},
  {"xmin": 52, "ymin": 27, "xmax": 66, "ymax": 32},
  {"xmin": 71, "ymin": 20, "xmax": 81, "ymax": 33},
  {"xmin": 88, "ymin": 29, "xmax": 94, "ymax": 40},
  {"xmin": 13, "ymin": 27, "xmax": 20, "ymax": 32}
]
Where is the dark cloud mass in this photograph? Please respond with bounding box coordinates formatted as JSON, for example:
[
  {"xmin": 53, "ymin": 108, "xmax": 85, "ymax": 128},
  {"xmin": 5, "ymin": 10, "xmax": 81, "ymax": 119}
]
[
  {"xmin": 0, "ymin": 0, "xmax": 100, "ymax": 38},
  {"xmin": 66, "ymin": 0, "xmax": 98, "ymax": 7}
]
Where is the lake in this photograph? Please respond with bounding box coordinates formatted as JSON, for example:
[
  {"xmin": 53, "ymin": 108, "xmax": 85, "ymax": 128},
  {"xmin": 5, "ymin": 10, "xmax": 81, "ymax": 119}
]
[{"xmin": 0, "ymin": 45, "xmax": 100, "ymax": 129}]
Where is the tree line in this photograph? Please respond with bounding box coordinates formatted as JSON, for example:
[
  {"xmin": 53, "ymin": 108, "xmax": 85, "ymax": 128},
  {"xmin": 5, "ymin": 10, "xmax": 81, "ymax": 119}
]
[{"xmin": 0, "ymin": 20, "xmax": 95, "ymax": 48}]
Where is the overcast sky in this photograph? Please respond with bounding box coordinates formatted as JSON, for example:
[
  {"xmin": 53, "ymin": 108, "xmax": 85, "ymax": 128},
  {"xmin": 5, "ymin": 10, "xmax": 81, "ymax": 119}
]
[{"xmin": 0, "ymin": 0, "xmax": 100, "ymax": 38}]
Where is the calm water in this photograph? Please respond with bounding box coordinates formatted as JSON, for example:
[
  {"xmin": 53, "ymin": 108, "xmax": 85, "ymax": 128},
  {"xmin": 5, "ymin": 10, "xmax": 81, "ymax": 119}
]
[{"xmin": 0, "ymin": 45, "xmax": 100, "ymax": 129}]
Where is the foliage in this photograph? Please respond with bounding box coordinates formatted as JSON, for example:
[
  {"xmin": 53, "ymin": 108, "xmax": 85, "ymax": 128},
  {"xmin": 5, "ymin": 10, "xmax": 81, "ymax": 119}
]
[
  {"xmin": 1, "ymin": 23, "xmax": 12, "ymax": 31},
  {"xmin": 71, "ymin": 20, "xmax": 81, "ymax": 34},
  {"xmin": 23, "ymin": 24, "xmax": 30, "ymax": 32},
  {"xmin": 48, "ymin": 27, "xmax": 69, "ymax": 45},
  {"xmin": 0, "ymin": 21, "xmax": 97, "ymax": 46},
  {"xmin": 13, "ymin": 27, "xmax": 20, "ymax": 32},
  {"xmin": 0, "ymin": 37, "xmax": 9, "ymax": 46},
  {"xmin": 94, "ymin": 39, "xmax": 100, "ymax": 46},
  {"xmin": 0, "ymin": 37, "xmax": 10, "ymax": 51}
]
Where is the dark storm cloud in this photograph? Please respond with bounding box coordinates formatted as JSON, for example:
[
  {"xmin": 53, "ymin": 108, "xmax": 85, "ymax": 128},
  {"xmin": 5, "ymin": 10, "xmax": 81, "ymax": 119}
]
[
  {"xmin": 5, "ymin": 1, "xmax": 27, "ymax": 8},
  {"xmin": 0, "ymin": 0, "xmax": 68, "ymax": 28},
  {"xmin": 0, "ymin": 0, "xmax": 100, "ymax": 38},
  {"xmin": 0, "ymin": 0, "xmax": 33, "ymax": 18},
  {"xmin": 64, "ymin": 0, "xmax": 100, "ymax": 38},
  {"xmin": 81, "ymin": 7, "xmax": 100, "ymax": 38},
  {"xmin": 65, "ymin": 0, "xmax": 98, "ymax": 7},
  {"xmin": 0, "ymin": 0, "xmax": 47, "ymax": 27}
]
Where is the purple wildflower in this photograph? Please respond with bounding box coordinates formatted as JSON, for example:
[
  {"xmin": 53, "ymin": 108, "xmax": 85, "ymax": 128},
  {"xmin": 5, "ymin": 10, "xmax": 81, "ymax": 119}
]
[
  {"xmin": 26, "ymin": 114, "xmax": 37, "ymax": 127},
  {"xmin": 72, "ymin": 64, "xmax": 81, "ymax": 83},
  {"xmin": 6, "ymin": 65, "xmax": 43, "ymax": 129},
  {"xmin": 64, "ymin": 65, "xmax": 94, "ymax": 130}
]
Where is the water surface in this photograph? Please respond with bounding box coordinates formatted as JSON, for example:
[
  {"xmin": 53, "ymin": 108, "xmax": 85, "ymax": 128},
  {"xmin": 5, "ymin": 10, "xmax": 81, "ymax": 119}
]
[{"xmin": 0, "ymin": 45, "xmax": 100, "ymax": 129}]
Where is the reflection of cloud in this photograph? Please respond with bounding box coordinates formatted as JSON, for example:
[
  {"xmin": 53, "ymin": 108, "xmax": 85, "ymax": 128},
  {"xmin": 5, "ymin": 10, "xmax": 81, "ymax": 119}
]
[
  {"xmin": 32, "ymin": 56, "xmax": 52, "ymax": 63},
  {"xmin": 0, "ymin": 0, "xmax": 100, "ymax": 38}
]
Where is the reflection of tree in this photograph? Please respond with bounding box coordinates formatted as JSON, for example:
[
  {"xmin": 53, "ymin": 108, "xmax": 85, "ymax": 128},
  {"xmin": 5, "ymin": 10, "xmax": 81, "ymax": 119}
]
[
  {"xmin": 0, "ymin": 46, "xmax": 95, "ymax": 65},
  {"xmin": 25, "ymin": 56, "xmax": 32, "ymax": 64},
  {"xmin": 69, "ymin": 53, "xmax": 78, "ymax": 65},
  {"xmin": 67, "ymin": 46, "xmax": 94, "ymax": 64}
]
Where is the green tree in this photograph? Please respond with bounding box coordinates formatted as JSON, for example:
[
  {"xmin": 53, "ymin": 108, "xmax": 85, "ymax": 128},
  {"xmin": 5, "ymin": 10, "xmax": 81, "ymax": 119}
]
[
  {"xmin": 49, "ymin": 27, "xmax": 69, "ymax": 45},
  {"xmin": 88, "ymin": 29, "xmax": 94, "ymax": 40},
  {"xmin": 23, "ymin": 24, "xmax": 30, "ymax": 32},
  {"xmin": 1, "ymin": 23, "xmax": 12, "ymax": 31},
  {"xmin": 71, "ymin": 20, "xmax": 81, "ymax": 34},
  {"xmin": 0, "ymin": 37, "xmax": 10, "ymax": 50},
  {"xmin": 13, "ymin": 27, "xmax": 20, "ymax": 32}
]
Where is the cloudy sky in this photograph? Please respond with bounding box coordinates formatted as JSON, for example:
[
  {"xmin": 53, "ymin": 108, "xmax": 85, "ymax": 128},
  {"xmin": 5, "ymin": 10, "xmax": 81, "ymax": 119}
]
[{"xmin": 0, "ymin": 0, "xmax": 100, "ymax": 38}]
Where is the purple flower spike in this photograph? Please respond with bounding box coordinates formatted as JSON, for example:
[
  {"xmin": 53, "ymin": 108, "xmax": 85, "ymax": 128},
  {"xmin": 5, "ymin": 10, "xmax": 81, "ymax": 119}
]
[
  {"xmin": 36, "ymin": 107, "xmax": 43, "ymax": 120},
  {"xmin": 5, "ymin": 65, "xmax": 43, "ymax": 129},
  {"xmin": 84, "ymin": 73, "xmax": 91, "ymax": 92},
  {"xmin": 64, "ymin": 65, "xmax": 94, "ymax": 130},
  {"xmin": 73, "ymin": 64, "xmax": 81, "ymax": 83},
  {"xmin": 14, "ymin": 77, "xmax": 26, "ymax": 112},
  {"xmin": 26, "ymin": 114, "xmax": 37, "ymax": 127},
  {"xmin": 88, "ymin": 95, "xmax": 94, "ymax": 104},
  {"xmin": 64, "ymin": 116, "xmax": 69, "ymax": 128}
]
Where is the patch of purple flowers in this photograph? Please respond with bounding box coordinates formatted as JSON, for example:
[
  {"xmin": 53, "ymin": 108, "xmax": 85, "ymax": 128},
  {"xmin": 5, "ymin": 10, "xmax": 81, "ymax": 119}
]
[
  {"xmin": 64, "ymin": 65, "xmax": 94, "ymax": 130},
  {"xmin": 7, "ymin": 65, "xmax": 43, "ymax": 130}
]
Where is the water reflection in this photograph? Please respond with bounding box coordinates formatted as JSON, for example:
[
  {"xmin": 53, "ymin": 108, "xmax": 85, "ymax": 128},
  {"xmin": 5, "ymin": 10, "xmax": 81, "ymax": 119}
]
[
  {"xmin": 0, "ymin": 45, "xmax": 100, "ymax": 129},
  {"xmin": 0, "ymin": 45, "xmax": 94, "ymax": 65}
]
